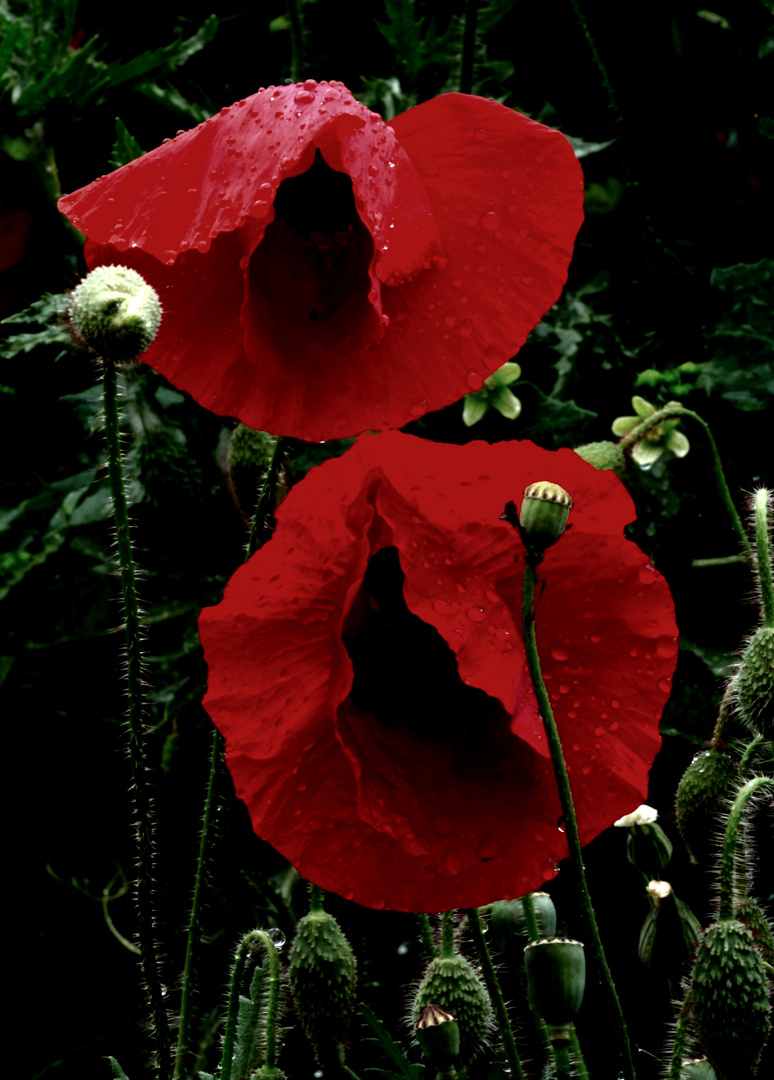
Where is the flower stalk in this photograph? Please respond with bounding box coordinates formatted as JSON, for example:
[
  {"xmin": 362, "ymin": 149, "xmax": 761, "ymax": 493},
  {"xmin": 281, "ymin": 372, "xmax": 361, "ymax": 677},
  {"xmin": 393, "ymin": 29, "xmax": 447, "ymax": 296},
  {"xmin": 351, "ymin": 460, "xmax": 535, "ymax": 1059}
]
[
  {"xmin": 753, "ymin": 488, "xmax": 774, "ymax": 628},
  {"xmin": 465, "ymin": 907, "xmax": 526, "ymax": 1080},
  {"xmin": 220, "ymin": 930, "xmax": 283, "ymax": 1080},
  {"xmin": 102, "ymin": 354, "xmax": 170, "ymax": 1078},
  {"xmin": 521, "ymin": 553, "xmax": 636, "ymax": 1080},
  {"xmin": 718, "ymin": 776, "xmax": 774, "ymax": 921}
]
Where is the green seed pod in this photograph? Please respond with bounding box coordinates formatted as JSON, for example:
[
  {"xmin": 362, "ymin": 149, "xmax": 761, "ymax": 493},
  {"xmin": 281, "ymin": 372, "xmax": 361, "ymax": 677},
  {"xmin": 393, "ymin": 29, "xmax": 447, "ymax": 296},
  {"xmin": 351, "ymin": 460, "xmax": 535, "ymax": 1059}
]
[
  {"xmin": 735, "ymin": 626, "xmax": 774, "ymax": 738},
  {"xmin": 573, "ymin": 440, "xmax": 626, "ymax": 476},
  {"xmin": 675, "ymin": 748, "xmax": 739, "ymax": 865},
  {"xmin": 523, "ymin": 938, "xmax": 585, "ymax": 1039},
  {"xmin": 414, "ymin": 1005, "xmax": 461, "ymax": 1069},
  {"xmin": 680, "ymin": 1059, "xmax": 716, "ymax": 1079},
  {"xmin": 489, "ymin": 892, "xmax": 557, "ymax": 950},
  {"xmin": 412, "ymin": 955, "xmax": 493, "ymax": 1062},
  {"xmin": 519, "ymin": 481, "xmax": 573, "ymax": 551},
  {"xmin": 690, "ymin": 919, "xmax": 771, "ymax": 1080},
  {"xmin": 288, "ymin": 910, "xmax": 357, "ymax": 1068},
  {"xmin": 736, "ymin": 896, "xmax": 774, "ymax": 965},
  {"xmin": 69, "ymin": 265, "xmax": 162, "ymax": 361}
]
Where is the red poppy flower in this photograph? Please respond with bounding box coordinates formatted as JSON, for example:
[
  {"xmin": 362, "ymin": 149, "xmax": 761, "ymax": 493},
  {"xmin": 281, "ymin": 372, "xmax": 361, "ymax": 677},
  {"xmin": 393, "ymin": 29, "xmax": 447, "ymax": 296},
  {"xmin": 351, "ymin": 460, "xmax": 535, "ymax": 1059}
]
[
  {"xmin": 198, "ymin": 432, "xmax": 678, "ymax": 912},
  {"xmin": 58, "ymin": 81, "xmax": 583, "ymax": 441}
]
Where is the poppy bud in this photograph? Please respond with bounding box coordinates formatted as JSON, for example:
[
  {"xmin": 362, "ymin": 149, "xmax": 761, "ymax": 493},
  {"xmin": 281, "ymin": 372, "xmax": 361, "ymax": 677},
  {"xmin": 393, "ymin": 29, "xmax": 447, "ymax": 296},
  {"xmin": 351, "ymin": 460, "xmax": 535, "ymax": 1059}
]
[
  {"xmin": 69, "ymin": 265, "xmax": 162, "ymax": 361},
  {"xmin": 414, "ymin": 1005, "xmax": 461, "ymax": 1069},
  {"xmin": 675, "ymin": 748, "xmax": 739, "ymax": 865},
  {"xmin": 690, "ymin": 918, "xmax": 771, "ymax": 1080},
  {"xmin": 625, "ymin": 819, "xmax": 673, "ymax": 880},
  {"xmin": 519, "ymin": 481, "xmax": 573, "ymax": 551},
  {"xmin": 523, "ymin": 937, "xmax": 585, "ymax": 1040},
  {"xmin": 680, "ymin": 1059, "xmax": 716, "ymax": 1079},
  {"xmin": 573, "ymin": 440, "xmax": 626, "ymax": 475},
  {"xmin": 489, "ymin": 892, "xmax": 557, "ymax": 950},
  {"xmin": 287, "ymin": 910, "xmax": 357, "ymax": 1068},
  {"xmin": 637, "ymin": 880, "xmax": 701, "ymax": 973},
  {"xmin": 735, "ymin": 895, "xmax": 774, "ymax": 965},
  {"xmin": 734, "ymin": 626, "xmax": 774, "ymax": 738},
  {"xmin": 412, "ymin": 955, "xmax": 493, "ymax": 1063}
]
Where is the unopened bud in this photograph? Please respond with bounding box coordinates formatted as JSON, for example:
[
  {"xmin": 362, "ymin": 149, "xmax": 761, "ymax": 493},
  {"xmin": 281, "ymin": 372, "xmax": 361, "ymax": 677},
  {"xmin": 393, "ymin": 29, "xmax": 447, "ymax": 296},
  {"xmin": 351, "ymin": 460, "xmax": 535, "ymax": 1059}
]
[
  {"xmin": 69, "ymin": 265, "xmax": 162, "ymax": 361},
  {"xmin": 519, "ymin": 482, "xmax": 573, "ymax": 551},
  {"xmin": 734, "ymin": 626, "xmax": 774, "ymax": 738},
  {"xmin": 489, "ymin": 892, "xmax": 557, "ymax": 949}
]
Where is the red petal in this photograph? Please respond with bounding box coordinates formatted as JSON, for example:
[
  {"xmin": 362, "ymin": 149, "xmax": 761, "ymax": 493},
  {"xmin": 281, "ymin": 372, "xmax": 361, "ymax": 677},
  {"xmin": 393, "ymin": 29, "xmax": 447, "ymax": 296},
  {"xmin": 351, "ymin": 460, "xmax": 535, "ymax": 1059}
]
[
  {"xmin": 199, "ymin": 433, "xmax": 677, "ymax": 912},
  {"xmin": 60, "ymin": 85, "xmax": 583, "ymax": 440}
]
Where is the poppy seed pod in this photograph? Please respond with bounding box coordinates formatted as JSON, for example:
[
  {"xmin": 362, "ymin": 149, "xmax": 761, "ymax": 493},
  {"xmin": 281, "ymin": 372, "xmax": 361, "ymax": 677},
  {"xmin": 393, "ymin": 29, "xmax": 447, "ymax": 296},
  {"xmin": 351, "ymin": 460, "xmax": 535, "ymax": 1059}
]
[
  {"xmin": 287, "ymin": 910, "xmax": 357, "ymax": 1068},
  {"xmin": 524, "ymin": 937, "xmax": 585, "ymax": 1038},
  {"xmin": 414, "ymin": 1005, "xmax": 461, "ymax": 1069},
  {"xmin": 69, "ymin": 265, "xmax": 162, "ymax": 361},
  {"xmin": 519, "ymin": 481, "xmax": 573, "ymax": 551},
  {"xmin": 489, "ymin": 892, "xmax": 557, "ymax": 950}
]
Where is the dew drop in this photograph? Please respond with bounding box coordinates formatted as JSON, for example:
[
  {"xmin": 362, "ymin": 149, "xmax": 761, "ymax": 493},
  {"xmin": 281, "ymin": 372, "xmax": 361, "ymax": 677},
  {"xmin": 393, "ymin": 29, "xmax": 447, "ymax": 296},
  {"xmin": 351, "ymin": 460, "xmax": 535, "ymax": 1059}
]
[
  {"xmin": 590, "ymin": 634, "xmax": 602, "ymax": 644},
  {"xmin": 459, "ymin": 319, "xmax": 474, "ymax": 338},
  {"xmin": 443, "ymin": 849, "xmax": 462, "ymax": 876},
  {"xmin": 474, "ymin": 129, "xmax": 486, "ymax": 141},
  {"xmin": 550, "ymin": 646, "xmax": 570, "ymax": 662},
  {"xmin": 266, "ymin": 927, "xmax": 286, "ymax": 950},
  {"xmin": 410, "ymin": 400, "xmax": 427, "ymax": 417},
  {"xmin": 658, "ymin": 677, "xmax": 673, "ymax": 694},
  {"xmin": 444, "ymin": 310, "xmax": 457, "ymax": 327},
  {"xmin": 467, "ymin": 606, "xmax": 487, "ymax": 622},
  {"xmin": 482, "ymin": 211, "xmax": 501, "ymax": 231},
  {"xmin": 433, "ymin": 599, "xmax": 451, "ymax": 614},
  {"xmin": 521, "ymin": 272, "xmax": 533, "ymax": 285},
  {"xmin": 426, "ymin": 162, "xmax": 440, "ymax": 176},
  {"xmin": 656, "ymin": 634, "xmax": 678, "ymax": 658},
  {"xmin": 594, "ymin": 726, "xmax": 605, "ymax": 737},
  {"xmin": 638, "ymin": 564, "xmax": 656, "ymax": 585},
  {"xmin": 467, "ymin": 371, "xmax": 483, "ymax": 390}
]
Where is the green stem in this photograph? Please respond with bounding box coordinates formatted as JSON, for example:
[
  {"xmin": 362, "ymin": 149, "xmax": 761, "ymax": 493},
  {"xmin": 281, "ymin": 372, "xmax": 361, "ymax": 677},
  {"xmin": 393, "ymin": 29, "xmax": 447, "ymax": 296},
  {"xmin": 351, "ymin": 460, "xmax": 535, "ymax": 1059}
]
[
  {"xmin": 309, "ymin": 883, "xmax": 324, "ymax": 913},
  {"xmin": 417, "ymin": 913, "xmax": 437, "ymax": 960},
  {"xmin": 691, "ymin": 555, "xmax": 747, "ymax": 568},
  {"xmin": 739, "ymin": 733, "xmax": 765, "ymax": 775},
  {"xmin": 102, "ymin": 357, "xmax": 170, "ymax": 1078},
  {"xmin": 173, "ymin": 728, "xmax": 221, "ymax": 1080},
  {"xmin": 568, "ymin": 0, "xmax": 621, "ymax": 125},
  {"xmin": 569, "ymin": 1024, "xmax": 589, "ymax": 1080},
  {"xmin": 465, "ymin": 909, "xmax": 526, "ymax": 1080},
  {"xmin": 440, "ymin": 911, "xmax": 455, "ymax": 959},
  {"xmin": 618, "ymin": 403, "xmax": 749, "ymax": 556},
  {"xmin": 247, "ymin": 437, "xmax": 287, "ymax": 559},
  {"xmin": 551, "ymin": 1039, "xmax": 572, "ymax": 1080},
  {"xmin": 520, "ymin": 893, "xmax": 541, "ymax": 942},
  {"xmin": 753, "ymin": 488, "xmax": 774, "ymax": 628},
  {"xmin": 220, "ymin": 930, "xmax": 281, "ymax": 1080},
  {"xmin": 522, "ymin": 556, "xmax": 636, "ymax": 1080},
  {"xmin": 459, "ymin": 0, "xmax": 478, "ymax": 95},
  {"xmin": 718, "ymin": 776, "xmax": 774, "ymax": 921},
  {"xmin": 668, "ymin": 996, "xmax": 692, "ymax": 1080},
  {"xmin": 518, "ymin": 894, "xmax": 553, "ymax": 1062}
]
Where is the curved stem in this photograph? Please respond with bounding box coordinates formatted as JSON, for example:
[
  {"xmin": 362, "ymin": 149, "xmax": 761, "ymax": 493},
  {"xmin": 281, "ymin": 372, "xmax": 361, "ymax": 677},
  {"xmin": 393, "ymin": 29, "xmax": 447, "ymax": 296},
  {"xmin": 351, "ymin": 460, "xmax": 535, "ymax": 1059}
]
[
  {"xmin": 103, "ymin": 357, "xmax": 170, "ymax": 1078},
  {"xmin": 753, "ymin": 488, "xmax": 774, "ymax": 628},
  {"xmin": 522, "ymin": 556, "xmax": 636, "ymax": 1080},
  {"xmin": 569, "ymin": 1024, "xmax": 589, "ymax": 1080},
  {"xmin": 465, "ymin": 909, "xmax": 526, "ymax": 1080},
  {"xmin": 220, "ymin": 930, "xmax": 281, "ymax": 1080},
  {"xmin": 568, "ymin": 0, "xmax": 621, "ymax": 125},
  {"xmin": 668, "ymin": 995, "xmax": 692, "ymax": 1080},
  {"xmin": 718, "ymin": 776, "xmax": 774, "ymax": 921},
  {"xmin": 739, "ymin": 733, "xmax": 765, "ymax": 775},
  {"xmin": 618, "ymin": 403, "xmax": 749, "ymax": 556},
  {"xmin": 174, "ymin": 727, "xmax": 221, "ymax": 1080}
]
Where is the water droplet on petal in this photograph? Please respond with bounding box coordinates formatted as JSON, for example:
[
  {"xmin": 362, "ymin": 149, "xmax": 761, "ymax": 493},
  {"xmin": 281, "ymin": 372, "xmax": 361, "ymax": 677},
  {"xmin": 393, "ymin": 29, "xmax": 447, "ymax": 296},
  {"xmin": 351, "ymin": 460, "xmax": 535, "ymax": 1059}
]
[
  {"xmin": 467, "ymin": 607, "xmax": 486, "ymax": 622},
  {"xmin": 639, "ymin": 564, "xmax": 656, "ymax": 585},
  {"xmin": 550, "ymin": 646, "xmax": 570, "ymax": 662},
  {"xmin": 590, "ymin": 634, "xmax": 602, "ymax": 644},
  {"xmin": 658, "ymin": 677, "xmax": 673, "ymax": 694},
  {"xmin": 482, "ymin": 212, "xmax": 501, "ymax": 231},
  {"xmin": 433, "ymin": 599, "xmax": 450, "ymax": 614},
  {"xmin": 459, "ymin": 319, "xmax": 474, "ymax": 338},
  {"xmin": 656, "ymin": 635, "xmax": 678, "ymax": 658},
  {"xmin": 466, "ymin": 371, "xmax": 483, "ymax": 390},
  {"xmin": 443, "ymin": 849, "xmax": 462, "ymax": 876}
]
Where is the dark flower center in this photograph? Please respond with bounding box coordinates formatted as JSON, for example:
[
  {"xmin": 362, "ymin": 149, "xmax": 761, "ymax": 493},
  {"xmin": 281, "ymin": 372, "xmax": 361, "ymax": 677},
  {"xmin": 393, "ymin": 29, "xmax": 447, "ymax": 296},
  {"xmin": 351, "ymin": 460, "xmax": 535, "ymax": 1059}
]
[
  {"xmin": 245, "ymin": 151, "xmax": 382, "ymax": 367},
  {"xmin": 342, "ymin": 547, "xmax": 506, "ymax": 745}
]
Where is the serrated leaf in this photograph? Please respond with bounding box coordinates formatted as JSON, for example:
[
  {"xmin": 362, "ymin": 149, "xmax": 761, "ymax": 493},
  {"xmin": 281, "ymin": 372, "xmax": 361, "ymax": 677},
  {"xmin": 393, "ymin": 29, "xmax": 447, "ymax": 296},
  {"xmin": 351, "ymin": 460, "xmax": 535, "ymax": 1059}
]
[
  {"xmin": 103, "ymin": 16, "xmax": 218, "ymax": 89},
  {"xmin": 111, "ymin": 118, "xmax": 144, "ymax": 168},
  {"xmin": 0, "ymin": 292, "xmax": 72, "ymax": 359}
]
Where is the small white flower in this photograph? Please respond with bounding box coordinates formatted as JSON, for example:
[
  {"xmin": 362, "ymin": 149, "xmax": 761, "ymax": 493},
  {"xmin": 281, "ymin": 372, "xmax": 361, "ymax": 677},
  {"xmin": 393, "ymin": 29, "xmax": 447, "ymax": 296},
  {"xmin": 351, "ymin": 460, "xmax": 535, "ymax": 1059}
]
[{"xmin": 613, "ymin": 804, "xmax": 658, "ymax": 827}]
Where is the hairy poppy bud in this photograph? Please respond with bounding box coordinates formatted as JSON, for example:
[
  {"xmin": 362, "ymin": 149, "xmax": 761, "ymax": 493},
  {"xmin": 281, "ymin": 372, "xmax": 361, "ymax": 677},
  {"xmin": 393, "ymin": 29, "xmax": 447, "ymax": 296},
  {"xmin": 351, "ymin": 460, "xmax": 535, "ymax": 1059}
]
[
  {"xmin": 690, "ymin": 919, "xmax": 771, "ymax": 1080},
  {"xmin": 638, "ymin": 880, "xmax": 701, "ymax": 973},
  {"xmin": 523, "ymin": 937, "xmax": 585, "ymax": 1040},
  {"xmin": 414, "ymin": 1005, "xmax": 460, "ymax": 1069},
  {"xmin": 736, "ymin": 896, "xmax": 774, "ymax": 965},
  {"xmin": 287, "ymin": 910, "xmax": 357, "ymax": 1068},
  {"xmin": 675, "ymin": 748, "xmax": 739, "ymax": 865},
  {"xmin": 489, "ymin": 892, "xmax": 557, "ymax": 950},
  {"xmin": 573, "ymin": 440, "xmax": 626, "ymax": 475},
  {"xmin": 69, "ymin": 265, "xmax": 162, "ymax": 361},
  {"xmin": 519, "ymin": 481, "xmax": 573, "ymax": 551},
  {"xmin": 734, "ymin": 626, "xmax": 774, "ymax": 738},
  {"xmin": 412, "ymin": 955, "xmax": 493, "ymax": 1062}
]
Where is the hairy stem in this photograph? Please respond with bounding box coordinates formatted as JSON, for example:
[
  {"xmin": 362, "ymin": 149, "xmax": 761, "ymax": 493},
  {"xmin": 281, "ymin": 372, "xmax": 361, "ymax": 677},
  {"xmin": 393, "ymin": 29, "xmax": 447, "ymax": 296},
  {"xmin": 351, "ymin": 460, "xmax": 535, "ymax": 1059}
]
[
  {"xmin": 440, "ymin": 910, "xmax": 455, "ymax": 959},
  {"xmin": 465, "ymin": 908, "xmax": 526, "ymax": 1080},
  {"xmin": 522, "ymin": 555, "xmax": 636, "ymax": 1080},
  {"xmin": 718, "ymin": 776, "xmax": 774, "ymax": 921},
  {"xmin": 753, "ymin": 488, "xmax": 774, "ymax": 628},
  {"xmin": 417, "ymin": 913, "xmax": 437, "ymax": 960},
  {"xmin": 220, "ymin": 930, "xmax": 282, "ymax": 1080},
  {"xmin": 247, "ymin": 437, "xmax": 287, "ymax": 559},
  {"xmin": 102, "ymin": 357, "xmax": 170, "ymax": 1078}
]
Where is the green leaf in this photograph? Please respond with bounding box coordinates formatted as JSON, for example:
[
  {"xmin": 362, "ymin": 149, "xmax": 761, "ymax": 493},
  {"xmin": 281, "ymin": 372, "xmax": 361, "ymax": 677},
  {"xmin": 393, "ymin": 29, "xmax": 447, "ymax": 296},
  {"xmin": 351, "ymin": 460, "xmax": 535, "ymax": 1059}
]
[
  {"xmin": 0, "ymin": 293, "xmax": 72, "ymax": 359},
  {"xmin": 108, "ymin": 1058, "xmax": 130, "ymax": 1080},
  {"xmin": 110, "ymin": 118, "xmax": 144, "ymax": 169},
  {"xmin": 516, "ymin": 384, "xmax": 598, "ymax": 447},
  {"xmin": 358, "ymin": 1003, "xmax": 425, "ymax": 1080},
  {"xmin": 103, "ymin": 16, "xmax": 218, "ymax": 90}
]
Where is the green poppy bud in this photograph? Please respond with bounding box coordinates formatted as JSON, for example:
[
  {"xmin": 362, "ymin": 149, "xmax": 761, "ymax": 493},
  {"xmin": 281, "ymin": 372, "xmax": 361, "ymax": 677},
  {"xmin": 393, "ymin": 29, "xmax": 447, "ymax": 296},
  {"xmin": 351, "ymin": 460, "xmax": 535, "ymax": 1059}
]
[
  {"xmin": 734, "ymin": 626, "xmax": 774, "ymax": 738},
  {"xmin": 412, "ymin": 955, "xmax": 493, "ymax": 1062},
  {"xmin": 675, "ymin": 748, "xmax": 739, "ymax": 865},
  {"xmin": 519, "ymin": 481, "xmax": 573, "ymax": 551},
  {"xmin": 736, "ymin": 895, "xmax": 774, "ymax": 965},
  {"xmin": 637, "ymin": 880, "xmax": 701, "ymax": 973},
  {"xmin": 523, "ymin": 937, "xmax": 585, "ymax": 1040},
  {"xmin": 287, "ymin": 910, "xmax": 357, "ymax": 1068},
  {"xmin": 414, "ymin": 1005, "xmax": 461, "ymax": 1069},
  {"xmin": 680, "ymin": 1059, "xmax": 717, "ymax": 1080},
  {"xmin": 690, "ymin": 919, "xmax": 771, "ymax": 1080},
  {"xmin": 69, "ymin": 265, "xmax": 162, "ymax": 361}
]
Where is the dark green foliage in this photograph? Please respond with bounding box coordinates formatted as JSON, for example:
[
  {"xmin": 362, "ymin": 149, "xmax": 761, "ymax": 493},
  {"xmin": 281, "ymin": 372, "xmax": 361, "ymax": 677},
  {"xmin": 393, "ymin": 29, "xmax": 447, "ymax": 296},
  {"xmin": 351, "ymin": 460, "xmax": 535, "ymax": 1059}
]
[
  {"xmin": 690, "ymin": 920, "xmax": 771, "ymax": 1080},
  {"xmin": 288, "ymin": 910, "xmax": 357, "ymax": 1068},
  {"xmin": 412, "ymin": 955, "xmax": 493, "ymax": 1062}
]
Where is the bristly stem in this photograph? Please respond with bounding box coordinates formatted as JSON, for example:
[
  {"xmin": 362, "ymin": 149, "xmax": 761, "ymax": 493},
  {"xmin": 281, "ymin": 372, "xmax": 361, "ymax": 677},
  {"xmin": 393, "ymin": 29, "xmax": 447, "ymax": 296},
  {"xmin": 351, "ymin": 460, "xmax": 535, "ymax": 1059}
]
[
  {"xmin": 718, "ymin": 776, "xmax": 774, "ymax": 921},
  {"xmin": 440, "ymin": 910, "xmax": 456, "ymax": 959},
  {"xmin": 459, "ymin": 0, "xmax": 478, "ymax": 95},
  {"xmin": 668, "ymin": 995, "xmax": 692, "ymax": 1080},
  {"xmin": 247, "ymin": 436, "xmax": 287, "ymax": 559},
  {"xmin": 417, "ymin": 913, "xmax": 437, "ymax": 960},
  {"xmin": 739, "ymin": 733, "xmax": 765, "ymax": 775},
  {"xmin": 173, "ymin": 727, "xmax": 221, "ymax": 1080},
  {"xmin": 618, "ymin": 403, "xmax": 749, "ymax": 557},
  {"xmin": 753, "ymin": 488, "xmax": 774, "ymax": 628},
  {"xmin": 522, "ymin": 554, "xmax": 636, "ymax": 1080},
  {"xmin": 309, "ymin": 883, "xmax": 324, "ymax": 913},
  {"xmin": 102, "ymin": 356, "xmax": 170, "ymax": 1078},
  {"xmin": 220, "ymin": 930, "xmax": 281, "ymax": 1080},
  {"xmin": 465, "ymin": 908, "xmax": 526, "ymax": 1080},
  {"xmin": 568, "ymin": 0, "xmax": 621, "ymax": 125}
]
